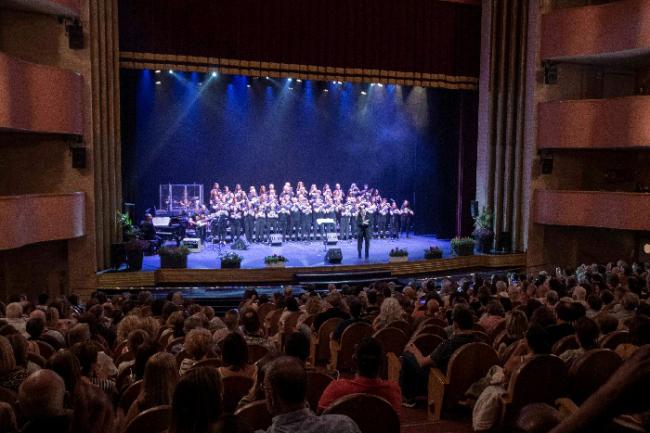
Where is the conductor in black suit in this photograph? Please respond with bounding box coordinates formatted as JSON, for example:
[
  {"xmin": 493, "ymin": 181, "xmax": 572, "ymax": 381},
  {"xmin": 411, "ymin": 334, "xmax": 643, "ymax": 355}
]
[{"xmin": 356, "ymin": 204, "xmax": 371, "ymax": 260}]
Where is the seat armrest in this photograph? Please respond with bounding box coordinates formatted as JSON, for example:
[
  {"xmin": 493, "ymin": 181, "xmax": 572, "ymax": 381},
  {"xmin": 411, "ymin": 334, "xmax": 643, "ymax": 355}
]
[{"xmin": 386, "ymin": 352, "xmax": 400, "ymax": 383}]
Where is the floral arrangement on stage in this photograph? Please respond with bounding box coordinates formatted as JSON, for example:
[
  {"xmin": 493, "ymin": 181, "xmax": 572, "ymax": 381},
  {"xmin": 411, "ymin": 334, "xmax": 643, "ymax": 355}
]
[
  {"xmin": 451, "ymin": 237, "xmax": 475, "ymax": 256},
  {"xmin": 264, "ymin": 254, "xmax": 288, "ymax": 267},
  {"xmin": 230, "ymin": 239, "xmax": 249, "ymax": 251},
  {"xmin": 424, "ymin": 246, "xmax": 443, "ymax": 260},
  {"xmin": 221, "ymin": 252, "xmax": 243, "ymax": 269},
  {"xmin": 159, "ymin": 246, "xmax": 191, "ymax": 269},
  {"xmin": 389, "ymin": 248, "xmax": 409, "ymax": 257},
  {"xmin": 389, "ymin": 248, "xmax": 409, "ymax": 263}
]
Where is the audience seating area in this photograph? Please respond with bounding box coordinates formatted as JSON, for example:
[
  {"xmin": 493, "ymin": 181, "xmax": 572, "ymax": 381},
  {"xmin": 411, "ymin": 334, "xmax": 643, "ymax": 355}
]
[{"xmin": 0, "ymin": 260, "xmax": 649, "ymax": 433}]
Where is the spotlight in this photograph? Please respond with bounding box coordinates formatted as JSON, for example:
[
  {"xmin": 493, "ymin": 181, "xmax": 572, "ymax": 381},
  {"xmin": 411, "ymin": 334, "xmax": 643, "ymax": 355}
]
[
  {"xmin": 370, "ymin": 83, "xmax": 375, "ymax": 86},
  {"xmin": 212, "ymin": 72, "xmax": 217, "ymax": 77},
  {"xmin": 289, "ymin": 87, "xmax": 294, "ymax": 90},
  {"xmin": 337, "ymin": 81, "xmax": 342, "ymax": 85},
  {"xmin": 247, "ymin": 84, "xmax": 251, "ymax": 88},
  {"xmin": 332, "ymin": 81, "xmax": 336, "ymax": 84},
  {"xmin": 377, "ymin": 83, "xmax": 384, "ymax": 87},
  {"xmin": 155, "ymin": 70, "xmax": 161, "ymax": 74},
  {"xmin": 361, "ymin": 91, "xmax": 367, "ymax": 95},
  {"xmin": 323, "ymin": 89, "xmax": 329, "ymax": 92},
  {"xmin": 265, "ymin": 76, "xmax": 269, "ymax": 80},
  {"xmin": 155, "ymin": 81, "xmax": 162, "ymax": 85},
  {"xmin": 287, "ymin": 78, "xmax": 292, "ymax": 82},
  {"xmin": 296, "ymin": 79, "xmax": 302, "ymax": 83},
  {"xmin": 198, "ymin": 82, "xmax": 203, "ymax": 86},
  {"xmin": 168, "ymin": 69, "xmax": 173, "ymax": 74}
]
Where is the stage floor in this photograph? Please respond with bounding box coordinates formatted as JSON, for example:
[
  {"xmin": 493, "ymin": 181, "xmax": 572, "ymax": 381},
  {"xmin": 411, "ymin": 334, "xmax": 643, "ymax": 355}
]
[{"xmin": 144, "ymin": 235, "xmax": 449, "ymax": 270}]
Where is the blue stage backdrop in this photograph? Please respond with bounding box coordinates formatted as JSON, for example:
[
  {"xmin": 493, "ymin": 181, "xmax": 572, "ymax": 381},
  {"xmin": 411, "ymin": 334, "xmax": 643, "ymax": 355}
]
[{"xmin": 121, "ymin": 69, "xmax": 477, "ymax": 238}]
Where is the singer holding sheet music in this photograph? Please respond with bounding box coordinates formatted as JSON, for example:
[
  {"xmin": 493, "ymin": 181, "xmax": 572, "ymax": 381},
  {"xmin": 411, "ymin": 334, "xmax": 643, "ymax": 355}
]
[{"xmin": 356, "ymin": 203, "xmax": 372, "ymax": 260}]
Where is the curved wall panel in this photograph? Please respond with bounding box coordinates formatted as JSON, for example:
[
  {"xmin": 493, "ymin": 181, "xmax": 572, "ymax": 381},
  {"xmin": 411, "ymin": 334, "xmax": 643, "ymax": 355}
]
[
  {"xmin": 533, "ymin": 190, "xmax": 650, "ymax": 231},
  {"xmin": 541, "ymin": 0, "xmax": 650, "ymax": 60},
  {"xmin": 538, "ymin": 96, "xmax": 650, "ymax": 149},
  {"xmin": 0, "ymin": 0, "xmax": 80, "ymax": 17},
  {"xmin": 0, "ymin": 53, "xmax": 83, "ymax": 135},
  {"xmin": 0, "ymin": 193, "xmax": 86, "ymax": 250}
]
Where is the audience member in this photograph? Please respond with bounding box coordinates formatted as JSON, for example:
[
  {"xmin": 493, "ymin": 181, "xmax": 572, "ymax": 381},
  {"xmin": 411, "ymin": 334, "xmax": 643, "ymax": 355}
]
[
  {"xmin": 0, "ymin": 335, "xmax": 28, "ymax": 392},
  {"xmin": 180, "ymin": 328, "xmax": 214, "ymax": 375},
  {"xmin": 218, "ymin": 332, "xmax": 256, "ymax": 379},
  {"xmin": 169, "ymin": 367, "xmax": 223, "ymax": 433},
  {"xmin": 18, "ymin": 370, "xmax": 69, "ymax": 433}
]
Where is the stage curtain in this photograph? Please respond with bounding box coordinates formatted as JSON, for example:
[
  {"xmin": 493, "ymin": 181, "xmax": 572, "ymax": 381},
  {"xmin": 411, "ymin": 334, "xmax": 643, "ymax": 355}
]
[
  {"xmin": 90, "ymin": 0, "xmax": 123, "ymax": 269},
  {"xmin": 482, "ymin": 0, "xmax": 529, "ymax": 251},
  {"xmin": 117, "ymin": 0, "xmax": 481, "ymax": 89}
]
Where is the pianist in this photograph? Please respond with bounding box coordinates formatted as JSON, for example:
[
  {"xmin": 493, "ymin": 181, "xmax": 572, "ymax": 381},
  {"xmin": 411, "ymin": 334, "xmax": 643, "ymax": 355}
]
[{"xmin": 140, "ymin": 213, "xmax": 161, "ymax": 249}]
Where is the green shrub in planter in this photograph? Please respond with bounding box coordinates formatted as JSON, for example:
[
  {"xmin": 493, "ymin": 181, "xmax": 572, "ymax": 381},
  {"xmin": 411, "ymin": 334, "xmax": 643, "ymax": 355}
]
[
  {"xmin": 264, "ymin": 254, "xmax": 288, "ymax": 267},
  {"xmin": 424, "ymin": 246, "xmax": 443, "ymax": 260},
  {"xmin": 159, "ymin": 246, "xmax": 191, "ymax": 269},
  {"xmin": 124, "ymin": 238, "xmax": 148, "ymax": 271},
  {"xmin": 451, "ymin": 237, "xmax": 475, "ymax": 256},
  {"xmin": 221, "ymin": 252, "xmax": 243, "ymax": 269},
  {"xmin": 389, "ymin": 248, "xmax": 408, "ymax": 262}
]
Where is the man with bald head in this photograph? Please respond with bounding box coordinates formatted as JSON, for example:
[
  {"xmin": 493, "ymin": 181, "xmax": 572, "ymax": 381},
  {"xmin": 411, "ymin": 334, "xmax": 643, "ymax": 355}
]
[
  {"xmin": 19, "ymin": 369, "xmax": 70, "ymax": 433},
  {"xmin": 260, "ymin": 356, "xmax": 361, "ymax": 433}
]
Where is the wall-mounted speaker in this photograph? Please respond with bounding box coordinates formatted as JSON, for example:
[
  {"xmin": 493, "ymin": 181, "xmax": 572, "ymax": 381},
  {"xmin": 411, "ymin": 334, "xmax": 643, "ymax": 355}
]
[{"xmin": 72, "ymin": 147, "xmax": 86, "ymax": 169}]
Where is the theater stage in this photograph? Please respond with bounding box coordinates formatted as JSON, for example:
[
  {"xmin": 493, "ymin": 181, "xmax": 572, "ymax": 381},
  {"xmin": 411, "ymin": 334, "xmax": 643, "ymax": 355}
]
[
  {"xmin": 145, "ymin": 235, "xmax": 447, "ymax": 271},
  {"xmin": 96, "ymin": 235, "xmax": 527, "ymax": 289}
]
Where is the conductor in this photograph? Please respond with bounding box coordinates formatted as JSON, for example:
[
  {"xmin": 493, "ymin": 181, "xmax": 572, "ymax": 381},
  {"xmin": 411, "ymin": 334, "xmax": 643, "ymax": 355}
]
[{"xmin": 356, "ymin": 203, "xmax": 371, "ymax": 260}]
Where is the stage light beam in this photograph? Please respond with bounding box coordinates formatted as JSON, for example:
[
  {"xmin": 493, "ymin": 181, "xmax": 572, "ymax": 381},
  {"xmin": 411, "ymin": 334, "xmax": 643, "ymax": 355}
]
[
  {"xmin": 212, "ymin": 72, "xmax": 217, "ymax": 77},
  {"xmin": 168, "ymin": 69, "xmax": 173, "ymax": 74},
  {"xmin": 155, "ymin": 70, "xmax": 161, "ymax": 74}
]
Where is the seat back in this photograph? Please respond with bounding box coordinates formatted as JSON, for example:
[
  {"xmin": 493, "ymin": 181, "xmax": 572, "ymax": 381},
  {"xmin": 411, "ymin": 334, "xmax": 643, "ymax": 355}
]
[
  {"xmin": 445, "ymin": 342, "xmax": 499, "ymax": 408},
  {"xmin": 507, "ymin": 355, "xmax": 568, "ymax": 415},
  {"xmin": 306, "ymin": 371, "xmax": 334, "ymax": 411},
  {"xmin": 27, "ymin": 352, "xmax": 46, "ymax": 367},
  {"xmin": 372, "ymin": 328, "xmax": 408, "ymax": 356},
  {"xmin": 600, "ymin": 331, "xmax": 631, "ymax": 351},
  {"xmin": 411, "ymin": 334, "xmax": 443, "ymax": 355},
  {"xmin": 248, "ymin": 344, "xmax": 269, "ymax": 364},
  {"xmin": 316, "ymin": 318, "xmax": 344, "ymax": 363},
  {"xmin": 386, "ymin": 320, "xmax": 410, "ymax": 336},
  {"xmin": 471, "ymin": 331, "xmax": 490, "ymax": 343},
  {"xmin": 337, "ymin": 322, "xmax": 373, "ymax": 370},
  {"xmin": 302, "ymin": 315, "xmax": 316, "ymax": 329},
  {"xmin": 500, "ymin": 340, "xmax": 521, "ymax": 364},
  {"xmin": 119, "ymin": 379, "xmax": 143, "ymax": 414},
  {"xmin": 123, "ymin": 404, "xmax": 171, "ymax": 433},
  {"xmin": 492, "ymin": 329, "xmax": 510, "ymax": 350},
  {"xmin": 569, "ymin": 349, "xmax": 622, "ymax": 404},
  {"xmin": 323, "ymin": 393, "xmax": 400, "ymax": 433},
  {"xmin": 552, "ymin": 335, "xmax": 579, "ymax": 355},
  {"xmin": 222, "ymin": 375, "xmax": 255, "ymax": 414},
  {"xmin": 0, "ymin": 386, "xmax": 18, "ymax": 411},
  {"xmin": 113, "ymin": 340, "xmax": 128, "ymax": 359},
  {"xmin": 36, "ymin": 340, "xmax": 55, "ymax": 359},
  {"xmin": 234, "ymin": 400, "xmax": 273, "ymax": 431},
  {"xmin": 115, "ymin": 350, "xmax": 135, "ymax": 366},
  {"xmin": 418, "ymin": 317, "xmax": 448, "ymax": 329},
  {"xmin": 488, "ymin": 320, "xmax": 507, "ymax": 343},
  {"xmin": 190, "ymin": 358, "xmax": 222, "ymax": 370},
  {"xmin": 415, "ymin": 325, "xmax": 447, "ymax": 340}
]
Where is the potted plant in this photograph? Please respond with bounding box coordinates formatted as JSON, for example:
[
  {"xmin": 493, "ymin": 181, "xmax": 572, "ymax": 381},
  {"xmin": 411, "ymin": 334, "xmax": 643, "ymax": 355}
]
[
  {"xmin": 388, "ymin": 248, "xmax": 409, "ymax": 263},
  {"xmin": 221, "ymin": 252, "xmax": 243, "ymax": 269},
  {"xmin": 451, "ymin": 237, "xmax": 475, "ymax": 256},
  {"xmin": 159, "ymin": 246, "xmax": 191, "ymax": 269},
  {"xmin": 472, "ymin": 206, "xmax": 494, "ymax": 254},
  {"xmin": 124, "ymin": 238, "xmax": 148, "ymax": 271},
  {"xmin": 264, "ymin": 254, "xmax": 288, "ymax": 268},
  {"xmin": 117, "ymin": 211, "xmax": 141, "ymax": 241},
  {"xmin": 325, "ymin": 248, "xmax": 343, "ymax": 264},
  {"xmin": 424, "ymin": 246, "xmax": 443, "ymax": 260}
]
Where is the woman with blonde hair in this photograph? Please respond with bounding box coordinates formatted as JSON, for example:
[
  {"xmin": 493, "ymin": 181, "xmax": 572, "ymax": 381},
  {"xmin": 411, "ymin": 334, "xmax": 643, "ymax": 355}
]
[
  {"xmin": 124, "ymin": 352, "xmax": 179, "ymax": 426},
  {"xmin": 116, "ymin": 315, "xmax": 142, "ymax": 344},
  {"xmin": 179, "ymin": 328, "xmax": 214, "ymax": 375},
  {"xmin": 0, "ymin": 335, "xmax": 29, "ymax": 392},
  {"xmin": 372, "ymin": 297, "xmax": 405, "ymax": 331}
]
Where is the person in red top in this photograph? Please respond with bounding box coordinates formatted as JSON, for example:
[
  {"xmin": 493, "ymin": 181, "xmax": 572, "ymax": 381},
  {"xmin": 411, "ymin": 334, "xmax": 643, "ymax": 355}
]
[{"xmin": 317, "ymin": 337, "xmax": 401, "ymax": 414}]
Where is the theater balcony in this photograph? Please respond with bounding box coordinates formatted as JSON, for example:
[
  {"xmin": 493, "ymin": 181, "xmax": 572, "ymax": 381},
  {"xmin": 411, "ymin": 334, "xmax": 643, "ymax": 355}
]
[
  {"xmin": 0, "ymin": 192, "xmax": 86, "ymax": 250},
  {"xmin": 538, "ymin": 95, "xmax": 650, "ymax": 149},
  {"xmin": 532, "ymin": 189, "xmax": 650, "ymax": 231},
  {"xmin": 0, "ymin": 0, "xmax": 79, "ymax": 18},
  {"xmin": 0, "ymin": 52, "xmax": 83, "ymax": 136},
  {"xmin": 541, "ymin": 0, "xmax": 650, "ymax": 62}
]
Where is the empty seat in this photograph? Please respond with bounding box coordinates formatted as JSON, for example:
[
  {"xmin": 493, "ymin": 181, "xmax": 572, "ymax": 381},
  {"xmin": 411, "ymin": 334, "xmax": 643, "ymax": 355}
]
[
  {"xmin": 329, "ymin": 322, "xmax": 373, "ymax": 371},
  {"xmin": 309, "ymin": 317, "xmax": 343, "ymax": 365}
]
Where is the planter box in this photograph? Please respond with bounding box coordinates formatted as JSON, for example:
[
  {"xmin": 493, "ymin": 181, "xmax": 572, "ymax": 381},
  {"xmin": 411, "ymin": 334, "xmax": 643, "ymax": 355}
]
[
  {"xmin": 221, "ymin": 260, "xmax": 242, "ymax": 269},
  {"xmin": 424, "ymin": 252, "xmax": 443, "ymax": 260},
  {"xmin": 160, "ymin": 254, "xmax": 188, "ymax": 269},
  {"xmin": 452, "ymin": 245, "xmax": 475, "ymax": 256},
  {"xmin": 126, "ymin": 252, "xmax": 144, "ymax": 271},
  {"xmin": 265, "ymin": 262, "xmax": 287, "ymax": 268},
  {"xmin": 389, "ymin": 256, "xmax": 409, "ymax": 263}
]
